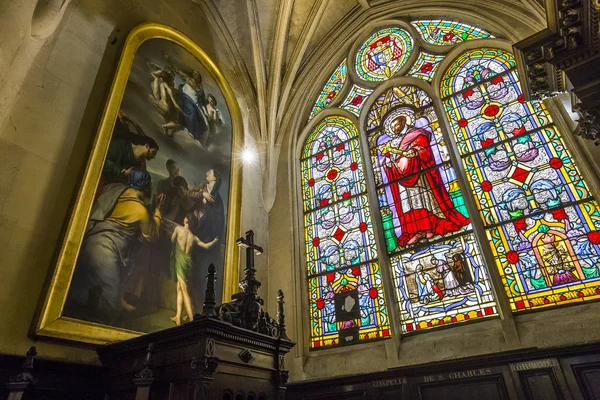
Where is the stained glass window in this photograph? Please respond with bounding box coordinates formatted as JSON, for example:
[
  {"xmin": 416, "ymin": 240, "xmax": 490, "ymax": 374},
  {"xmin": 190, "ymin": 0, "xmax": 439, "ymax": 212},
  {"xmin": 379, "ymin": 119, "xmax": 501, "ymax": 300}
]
[
  {"xmin": 355, "ymin": 27, "xmax": 413, "ymax": 82},
  {"xmin": 309, "ymin": 60, "xmax": 348, "ymax": 120},
  {"xmin": 365, "ymin": 85, "xmax": 497, "ymax": 332},
  {"xmin": 441, "ymin": 48, "xmax": 600, "ymax": 311},
  {"xmin": 340, "ymin": 84, "xmax": 374, "ymax": 116},
  {"xmin": 408, "ymin": 52, "xmax": 446, "ymax": 82},
  {"xmin": 412, "ymin": 20, "xmax": 493, "ymax": 46},
  {"xmin": 301, "ymin": 116, "xmax": 391, "ymax": 347},
  {"xmin": 301, "ymin": 21, "xmax": 600, "ymax": 347}
]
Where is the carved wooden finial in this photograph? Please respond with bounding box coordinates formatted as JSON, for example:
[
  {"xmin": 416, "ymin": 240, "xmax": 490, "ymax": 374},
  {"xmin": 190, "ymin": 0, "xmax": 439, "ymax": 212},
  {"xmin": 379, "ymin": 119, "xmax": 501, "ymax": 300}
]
[
  {"xmin": 23, "ymin": 346, "xmax": 37, "ymax": 370},
  {"xmin": 201, "ymin": 263, "xmax": 218, "ymax": 317},
  {"xmin": 134, "ymin": 343, "xmax": 155, "ymax": 382},
  {"xmin": 277, "ymin": 290, "xmax": 289, "ymax": 340},
  {"xmin": 143, "ymin": 344, "xmax": 154, "ymax": 369},
  {"xmin": 7, "ymin": 346, "xmax": 38, "ymax": 387}
]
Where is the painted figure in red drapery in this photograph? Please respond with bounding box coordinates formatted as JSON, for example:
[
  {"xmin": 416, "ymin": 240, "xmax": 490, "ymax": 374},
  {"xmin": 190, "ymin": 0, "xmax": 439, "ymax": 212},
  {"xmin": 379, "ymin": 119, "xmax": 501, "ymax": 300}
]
[{"xmin": 382, "ymin": 115, "xmax": 470, "ymax": 246}]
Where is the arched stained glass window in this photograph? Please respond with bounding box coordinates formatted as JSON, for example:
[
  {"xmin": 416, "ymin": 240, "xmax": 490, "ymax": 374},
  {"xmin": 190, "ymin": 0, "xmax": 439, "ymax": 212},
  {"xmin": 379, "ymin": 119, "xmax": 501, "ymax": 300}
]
[
  {"xmin": 411, "ymin": 20, "xmax": 493, "ymax": 46},
  {"xmin": 441, "ymin": 48, "xmax": 600, "ymax": 311},
  {"xmin": 309, "ymin": 60, "xmax": 347, "ymax": 119},
  {"xmin": 301, "ymin": 19, "xmax": 501, "ymax": 348},
  {"xmin": 301, "ymin": 116, "xmax": 391, "ymax": 348},
  {"xmin": 300, "ymin": 18, "xmax": 600, "ymax": 350},
  {"xmin": 355, "ymin": 27, "xmax": 414, "ymax": 82},
  {"xmin": 365, "ymin": 86, "xmax": 497, "ymax": 332}
]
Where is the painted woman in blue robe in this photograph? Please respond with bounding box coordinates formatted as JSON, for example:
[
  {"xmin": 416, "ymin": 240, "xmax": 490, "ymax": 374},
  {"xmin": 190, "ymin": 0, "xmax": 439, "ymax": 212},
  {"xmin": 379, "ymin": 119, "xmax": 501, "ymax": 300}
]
[{"xmin": 175, "ymin": 69, "xmax": 209, "ymax": 145}]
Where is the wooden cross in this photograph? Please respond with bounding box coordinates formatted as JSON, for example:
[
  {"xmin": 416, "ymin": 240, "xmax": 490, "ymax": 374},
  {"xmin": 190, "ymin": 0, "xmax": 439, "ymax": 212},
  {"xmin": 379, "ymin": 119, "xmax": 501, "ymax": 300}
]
[{"xmin": 236, "ymin": 230, "xmax": 263, "ymax": 273}]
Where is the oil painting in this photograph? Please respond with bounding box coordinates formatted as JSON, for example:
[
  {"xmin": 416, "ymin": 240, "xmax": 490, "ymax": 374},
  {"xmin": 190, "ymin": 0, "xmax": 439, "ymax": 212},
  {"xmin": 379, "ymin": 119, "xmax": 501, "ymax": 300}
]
[{"xmin": 35, "ymin": 24, "xmax": 242, "ymax": 344}]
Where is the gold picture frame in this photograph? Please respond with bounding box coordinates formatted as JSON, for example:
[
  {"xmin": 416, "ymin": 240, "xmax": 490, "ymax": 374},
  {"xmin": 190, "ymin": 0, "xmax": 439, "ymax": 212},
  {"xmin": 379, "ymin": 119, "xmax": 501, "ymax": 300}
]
[{"xmin": 34, "ymin": 23, "xmax": 243, "ymax": 344}]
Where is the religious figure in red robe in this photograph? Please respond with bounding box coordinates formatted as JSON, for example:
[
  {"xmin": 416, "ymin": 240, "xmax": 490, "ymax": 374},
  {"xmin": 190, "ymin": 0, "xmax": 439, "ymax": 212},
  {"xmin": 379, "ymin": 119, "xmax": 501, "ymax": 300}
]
[{"xmin": 381, "ymin": 115, "xmax": 470, "ymax": 246}]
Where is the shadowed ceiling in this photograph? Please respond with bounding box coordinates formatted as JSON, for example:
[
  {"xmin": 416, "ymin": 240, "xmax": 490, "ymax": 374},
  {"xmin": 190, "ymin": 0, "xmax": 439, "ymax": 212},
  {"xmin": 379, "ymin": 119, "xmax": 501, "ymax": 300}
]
[{"xmin": 204, "ymin": 0, "xmax": 546, "ymax": 89}]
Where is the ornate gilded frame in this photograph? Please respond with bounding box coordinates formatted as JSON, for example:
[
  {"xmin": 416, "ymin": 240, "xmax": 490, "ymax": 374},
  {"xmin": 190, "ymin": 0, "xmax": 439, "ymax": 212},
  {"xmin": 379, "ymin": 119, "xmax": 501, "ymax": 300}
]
[{"xmin": 33, "ymin": 23, "xmax": 243, "ymax": 344}]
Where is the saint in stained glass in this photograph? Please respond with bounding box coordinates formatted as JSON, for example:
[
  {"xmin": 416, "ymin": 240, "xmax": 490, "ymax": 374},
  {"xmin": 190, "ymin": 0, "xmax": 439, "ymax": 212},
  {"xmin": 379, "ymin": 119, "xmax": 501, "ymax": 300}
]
[
  {"xmin": 366, "ymin": 85, "xmax": 432, "ymax": 131},
  {"xmin": 441, "ymin": 48, "xmax": 600, "ymax": 311},
  {"xmin": 408, "ymin": 52, "xmax": 446, "ymax": 82},
  {"xmin": 309, "ymin": 60, "xmax": 348, "ymax": 119},
  {"xmin": 301, "ymin": 116, "xmax": 390, "ymax": 347},
  {"xmin": 355, "ymin": 27, "xmax": 413, "ymax": 82},
  {"xmin": 365, "ymin": 85, "xmax": 497, "ymax": 332},
  {"xmin": 411, "ymin": 20, "xmax": 493, "ymax": 46},
  {"xmin": 341, "ymin": 84, "xmax": 374, "ymax": 116}
]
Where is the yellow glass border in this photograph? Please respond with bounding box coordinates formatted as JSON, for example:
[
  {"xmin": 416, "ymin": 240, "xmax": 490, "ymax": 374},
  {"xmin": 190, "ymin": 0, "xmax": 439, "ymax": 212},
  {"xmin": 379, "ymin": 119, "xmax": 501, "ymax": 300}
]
[{"xmin": 33, "ymin": 23, "xmax": 243, "ymax": 345}]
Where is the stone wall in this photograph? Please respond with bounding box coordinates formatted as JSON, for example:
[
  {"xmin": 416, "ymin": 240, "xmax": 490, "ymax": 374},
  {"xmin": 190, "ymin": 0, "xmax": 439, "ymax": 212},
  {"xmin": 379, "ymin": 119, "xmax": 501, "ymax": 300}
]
[{"xmin": 0, "ymin": 0, "xmax": 263, "ymax": 363}]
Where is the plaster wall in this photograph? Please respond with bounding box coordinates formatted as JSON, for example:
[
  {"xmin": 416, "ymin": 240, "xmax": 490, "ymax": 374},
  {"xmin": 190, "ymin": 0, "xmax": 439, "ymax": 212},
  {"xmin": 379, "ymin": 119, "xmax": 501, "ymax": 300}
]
[
  {"xmin": 0, "ymin": 0, "xmax": 263, "ymax": 363},
  {"xmin": 0, "ymin": 0, "xmax": 46, "ymax": 124}
]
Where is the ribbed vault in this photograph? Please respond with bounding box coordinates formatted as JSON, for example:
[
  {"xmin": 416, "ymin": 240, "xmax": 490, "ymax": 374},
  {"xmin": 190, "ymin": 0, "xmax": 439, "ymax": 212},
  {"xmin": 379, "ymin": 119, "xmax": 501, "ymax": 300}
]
[{"xmin": 200, "ymin": 0, "xmax": 548, "ymax": 211}]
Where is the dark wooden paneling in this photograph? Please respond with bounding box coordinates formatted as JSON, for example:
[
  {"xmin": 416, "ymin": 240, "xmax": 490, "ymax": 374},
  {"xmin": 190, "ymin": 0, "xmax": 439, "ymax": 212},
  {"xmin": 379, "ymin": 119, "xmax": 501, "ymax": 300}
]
[
  {"xmin": 168, "ymin": 381, "xmax": 189, "ymax": 400},
  {"xmin": 0, "ymin": 352, "xmax": 104, "ymax": 400},
  {"xmin": 300, "ymin": 390, "xmax": 367, "ymax": 400},
  {"xmin": 106, "ymin": 389, "xmax": 136, "ymax": 400},
  {"xmin": 288, "ymin": 342, "xmax": 600, "ymax": 400},
  {"xmin": 519, "ymin": 370, "xmax": 564, "ymax": 400},
  {"xmin": 573, "ymin": 363, "xmax": 600, "ymax": 400},
  {"xmin": 417, "ymin": 376, "xmax": 509, "ymax": 400},
  {"xmin": 371, "ymin": 385, "xmax": 405, "ymax": 400},
  {"xmin": 6, "ymin": 341, "xmax": 600, "ymax": 399}
]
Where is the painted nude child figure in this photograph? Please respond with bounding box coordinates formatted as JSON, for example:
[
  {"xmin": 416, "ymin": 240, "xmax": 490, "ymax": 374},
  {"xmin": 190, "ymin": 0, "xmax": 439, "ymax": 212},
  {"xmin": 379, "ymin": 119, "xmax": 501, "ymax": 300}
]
[
  {"xmin": 170, "ymin": 214, "xmax": 218, "ymax": 325},
  {"xmin": 148, "ymin": 63, "xmax": 184, "ymax": 137}
]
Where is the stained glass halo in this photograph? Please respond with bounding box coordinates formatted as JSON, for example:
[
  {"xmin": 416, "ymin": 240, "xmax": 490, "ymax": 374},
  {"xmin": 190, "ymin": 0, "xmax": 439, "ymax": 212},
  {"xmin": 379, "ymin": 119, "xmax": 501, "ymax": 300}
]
[
  {"xmin": 357, "ymin": 75, "xmax": 435, "ymax": 132},
  {"xmin": 347, "ymin": 21, "xmax": 420, "ymax": 89},
  {"xmin": 383, "ymin": 106, "xmax": 417, "ymax": 135}
]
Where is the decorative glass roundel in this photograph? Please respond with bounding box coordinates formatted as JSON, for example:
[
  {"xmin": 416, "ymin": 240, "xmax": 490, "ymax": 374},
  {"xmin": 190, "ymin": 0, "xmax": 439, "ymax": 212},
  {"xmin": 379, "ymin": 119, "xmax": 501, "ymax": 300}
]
[{"xmin": 355, "ymin": 27, "xmax": 414, "ymax": 82}]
